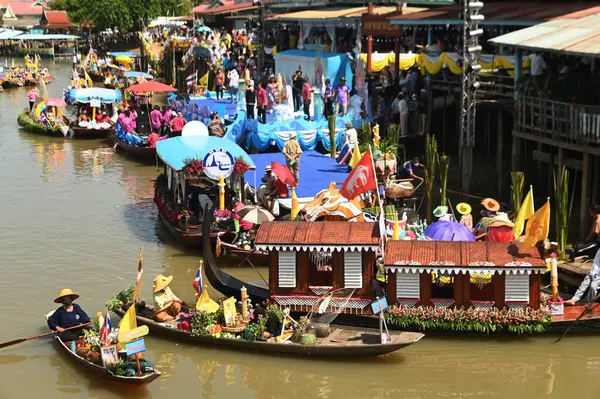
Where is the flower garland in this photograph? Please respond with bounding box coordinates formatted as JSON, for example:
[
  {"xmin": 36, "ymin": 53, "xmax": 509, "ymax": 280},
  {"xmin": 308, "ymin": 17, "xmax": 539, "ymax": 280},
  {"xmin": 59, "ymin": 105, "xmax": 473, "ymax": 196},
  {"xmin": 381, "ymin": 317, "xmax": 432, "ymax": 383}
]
[
  {"xmin": 234, "ymin": 156, "xmax": 251, "ymax": 174},
  {"xmin": 182, "ymin": 157, "xmax": 204, "ymax": 175},
  {"xmin": 214, "ymin": 208, "xmax": 233, "ymax": 221},
  {"xmin": 385, "ymin": 305, "xmax": 551, "ymax": 335}
]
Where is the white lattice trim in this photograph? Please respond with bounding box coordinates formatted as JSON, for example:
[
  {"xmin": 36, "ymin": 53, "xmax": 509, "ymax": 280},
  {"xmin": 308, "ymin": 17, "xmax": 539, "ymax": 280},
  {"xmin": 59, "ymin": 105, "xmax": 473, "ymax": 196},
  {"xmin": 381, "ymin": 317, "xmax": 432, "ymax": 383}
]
[
  {"xmin": 256, "ymin": 244, "xmax": 378, "ymax": 252},
  {"xmin": 504, "ymin": 261, "xmax": 532, "ymax": 267},
  {"xmin": 396, "ymin": 298, "xmax": 418, "ymax": 308},
  {"xmin": 506, "ymin": 301, "xmax": 529, "ymax": 310},
  {"xmin": 431, "ymin": 299, "xmax": 455, "ymax": 309},
  {"xmin": 272, "ymin": 295, "xmax": 371, "ymax": 309},
  {"xmin": 471, "ymin": 300, "xmax": 495, "ymax": 309},
  {"xmin": 385, "ymin": 266, "xmax": 545, "ymax": 275},
  {"xmin": 309, "ymin": 286, "xmax": 333, "ymax": 296}
]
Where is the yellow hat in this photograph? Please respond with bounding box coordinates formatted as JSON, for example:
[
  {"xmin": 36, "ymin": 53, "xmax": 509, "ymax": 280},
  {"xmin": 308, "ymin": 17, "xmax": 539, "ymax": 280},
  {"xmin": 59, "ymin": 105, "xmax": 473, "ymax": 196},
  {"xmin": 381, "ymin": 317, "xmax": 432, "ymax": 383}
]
[
  {"xmin": 153, "ymin": 274, "xmax": 173, "ymax": 293},
  {"xmin": 54, "ymin": 288, "xmax": 80, "ymax": 304},
  {"xmin": 457, "ymin": 202, "xmax": 472, "ymax": 215}
]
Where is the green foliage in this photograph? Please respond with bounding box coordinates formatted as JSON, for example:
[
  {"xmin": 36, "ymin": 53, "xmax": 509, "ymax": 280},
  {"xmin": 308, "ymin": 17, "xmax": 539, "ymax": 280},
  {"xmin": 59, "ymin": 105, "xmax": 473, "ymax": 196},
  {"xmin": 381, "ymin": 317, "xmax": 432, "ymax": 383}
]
[
  {"xmin": 243, "ymin": 317, "xmax": 266, "ymax": 341},
  {"xmin": 17, "ymin": 112, "xmax": 61, "ymax": 136},
  {"xmin": 438, "ymin": 154, "xmax": 449, "ymax": 207},
  {"xmin": 387, "ymin": 124, "xmax": 400, "ymax": 144},
  {"xmin": 266, "ymin": 304, "xmax": 284, "ymax": 323},
  {"xmin": 425, "ymin": 135, "xmax": 438, "ymax": 222},
  {"xmin": 106, "ymin": 359, "xmax": 128, "ymax": 376},
  {"xmin": 107, "ymin": 285, "xmax": 135, "ymax": 311},
  {"xmin": 385, "ymin": 305, "xmax": 551, "ymax": 335},
  {"xmin": 553, "ymin": 167, "xmax": 576, "ymax": 260},
  {"xmin": 361, "ymin": 121, "xmax": 372, "ymax": 143},
  {"xmin": 511, "ymin": 172, "xmax": 525, "ymax": 216},
  {"xmin": 328, "ymin": 115, "xmax": 336, "ymax": 158},
  {"xmin": 190, "ymin": 311, "xmax": 217, "ymax": 337}
]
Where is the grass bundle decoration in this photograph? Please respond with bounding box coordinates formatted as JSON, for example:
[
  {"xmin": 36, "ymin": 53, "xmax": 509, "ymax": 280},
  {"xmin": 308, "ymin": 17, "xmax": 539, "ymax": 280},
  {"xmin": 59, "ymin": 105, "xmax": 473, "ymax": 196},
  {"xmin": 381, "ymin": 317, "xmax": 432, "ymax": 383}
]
[
  {"xmin": 387, "ymin": 124, "xmax": 400, "ymax": 144},
  {"xmin": 438, "ymin": 153, "xmax": 449, "ymax": 207},
  {"xmin": 511, "ymin": 172, "xmax": 525, "ymax": 216},
  {"xmin": 425, "ymin": 135, "xmax": 438, "ymax": 222},
  {"xmin": 553, "ymin": 167, "xmax": 576, "ymax": 260},
  {"xmin": 17, "ymin": 112, "xmax": 61, "ymax": 136},
  {"xmin": 328, "ymin": 115, "xmax": 336, "ymax": 159}
]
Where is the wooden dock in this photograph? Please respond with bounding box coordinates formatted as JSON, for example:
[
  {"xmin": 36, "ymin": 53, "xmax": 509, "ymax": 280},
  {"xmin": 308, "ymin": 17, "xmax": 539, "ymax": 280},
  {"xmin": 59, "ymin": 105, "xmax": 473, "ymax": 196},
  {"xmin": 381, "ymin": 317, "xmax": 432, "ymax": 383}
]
[{"xmin": 557, "ymin": 260, "xmax": 592, "ymax": 287}]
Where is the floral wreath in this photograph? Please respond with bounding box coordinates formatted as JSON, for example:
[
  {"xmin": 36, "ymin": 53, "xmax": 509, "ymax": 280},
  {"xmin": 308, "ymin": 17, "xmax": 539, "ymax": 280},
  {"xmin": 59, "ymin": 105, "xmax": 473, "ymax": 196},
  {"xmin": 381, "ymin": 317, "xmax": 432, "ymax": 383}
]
[{"xmin": 234, "ymin": 156, "xmax": 251, "ymax": 174}]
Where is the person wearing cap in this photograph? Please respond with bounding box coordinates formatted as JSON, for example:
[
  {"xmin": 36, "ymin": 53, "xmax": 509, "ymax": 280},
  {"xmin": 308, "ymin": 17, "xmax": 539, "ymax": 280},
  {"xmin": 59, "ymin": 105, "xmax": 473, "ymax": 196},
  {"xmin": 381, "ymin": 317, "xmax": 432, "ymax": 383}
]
[
  {"xmin": 399, "ymin": 156, "xmax": 424, "ymax": 182},
  {"xmin": 283, "ymin": 131, "xmax": 302, "ymax": 185},
  {"xmin": 170, "ymin": 112, "xmax": 187, "ymax": 137},
  {"xmin": 153, "ymin": 274, "xmax": 182, "ymax": 322},
  {"xmin": 258, "ymin": 165, "xmax": 279, "ymax": 209},
  {"xmin": 245, "ymin": 78, "xmax": 255, "ymax": 119},
  {"xmin": 47, "ymin": 288, "xmax": 91, "ymax": 341},
  {"xmin": 335, "ymin": 77, "xmax": 350, "ymax": 116},
  {"xmin": 457, "ymin": 202, "xmax": 473, "ymax": 232}
]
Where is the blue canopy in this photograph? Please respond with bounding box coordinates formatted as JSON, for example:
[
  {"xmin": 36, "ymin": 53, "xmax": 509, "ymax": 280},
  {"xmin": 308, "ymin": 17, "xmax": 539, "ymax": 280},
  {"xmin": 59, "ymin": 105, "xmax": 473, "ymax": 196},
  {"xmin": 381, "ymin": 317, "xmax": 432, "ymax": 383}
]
[
  {"xmin": 124, "ymin": 71, "xmax": 153, "ymax": 79},
  {"xmin": 69, "ymin": 88, "xmax": 122, "ymax": 104},
  {"xmin": 111, "ymin": 52, "xmax": 139, "ymax": 58},
  {"xmin": 156, "ymin": 135, "xmax": 255, "ymax": 172},
  {"xmin": 197, "ymin": 26, "xmax": 212, "ymax": 33}
]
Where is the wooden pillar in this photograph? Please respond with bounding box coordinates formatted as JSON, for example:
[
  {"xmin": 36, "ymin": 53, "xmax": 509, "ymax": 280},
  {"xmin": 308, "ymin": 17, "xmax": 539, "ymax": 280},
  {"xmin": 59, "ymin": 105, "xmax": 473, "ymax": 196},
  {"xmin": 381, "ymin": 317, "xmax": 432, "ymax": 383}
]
[
  {"xmin": 511, "ymin": 136, "xmax": 520, "ymax": 171},
  {"xmin": 593, "ymin": 155, "xmax": 600, "ymax": 206},
  {"xmin": 557, "ymin": 147, "xmax": 564, "ymax": 173},
  {"xmin": 295, "ymin": 250, "xmax": 309, "ymax": 294},
  {"xmin": 419, "ymin": 273, "xmax": 431, "ymax": 306},
  {"xmin": 496, "ymin": 110, "xmax": 504, "ymax": 197},
  {"xmin": 332, "ymin": 251, "xmax": 344, "ymax": 290},
  {"xmin": 493, "ymin": 274, "xmax": 505, "ymax": 309},
  {"xmin": 331, "ymin": 28, "xmax": 337, "ymax": 53},
  {"xmin": 529, "ymin": 273, "xmax": 541, "ymax": 310},
  {"xmin": 387, "ymin": 270, "xmax": 397, "ymax": 303},
  {"xmin": 394, "ymin": 39, "xmax": 400, "ymax": 78},
  {"xmin": 514, "ymin": 49, "xmax": 522, "ymax": 100},
  {"xmin": 454, "ymin": 274, "xmax": 470, "ymax": 308},
  {"xmin": 269, "ymin": 252, "xmax": 278, "ymax": 293},
  {"xmin": 427, "ymin": 25, "xmax": 432, "ymax": 46},
  {"xmin": 366, "ymin": 2, "xmax": 374, "ymax": 74},
  {"xmin": 581, "ymin": 152, "xmax": 590, "ymax": 240}
]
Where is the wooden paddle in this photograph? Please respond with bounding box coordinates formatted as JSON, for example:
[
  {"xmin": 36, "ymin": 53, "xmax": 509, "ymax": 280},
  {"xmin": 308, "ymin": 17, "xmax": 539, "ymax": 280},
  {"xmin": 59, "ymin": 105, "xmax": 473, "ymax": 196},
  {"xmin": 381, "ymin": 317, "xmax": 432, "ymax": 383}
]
[{"xmin": 0, "ymin": 321, "xmax": 92, "ymax": 349}]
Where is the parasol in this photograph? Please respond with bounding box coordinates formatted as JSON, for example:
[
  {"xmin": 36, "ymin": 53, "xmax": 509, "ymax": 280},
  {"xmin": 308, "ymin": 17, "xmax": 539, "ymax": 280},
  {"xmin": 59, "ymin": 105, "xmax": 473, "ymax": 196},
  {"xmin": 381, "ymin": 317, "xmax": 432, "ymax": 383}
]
[
  {"xmin": 127, "ymin": 81, "xmax": 177, "ymax": 94},
  {"xmin": 115, "ymin": 55, "xmax": 133, "ymax": 64},
  {"xmin": 424, "ymin": 221, "xmax": 476, "ymax": 242},
  {"xmin": 270, "ymin": 161, "xmax": 296, "ymax": 186},
  {"xmin": 45, "ymin": 98, "xmax": 67, "ymax": 107},
  {"xmin": 236, "ymin": 205, "xmax": 275, "ymax": 225},
  {"xmin": 197, "ymin": 26, "xmax": 212, "ymax": 33}
]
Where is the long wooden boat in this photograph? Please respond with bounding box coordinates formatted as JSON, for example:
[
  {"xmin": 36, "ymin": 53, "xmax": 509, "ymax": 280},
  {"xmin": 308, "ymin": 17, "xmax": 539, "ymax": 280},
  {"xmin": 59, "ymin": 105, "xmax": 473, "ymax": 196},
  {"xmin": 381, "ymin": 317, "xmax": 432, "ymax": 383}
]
[
  {"xmin": 113, "ymin": 305, "xmax": 423, "ymax": 357},
  {"xmin": 71, "ymin": 126, "xmax": 115, "ymax": 139},
  {"xmin": 3, "ymin": 80, "xmax": 24, "ymax": 88},
  {"xmin": 53, "ymin": 336, "xmax": 161, "ymax": 386},
  {"xmin": 115, "ymin": 138, "xmax": 157, "ymax": 162},
  {"xmin": 219, "ymin": 241, "xmax": 270, "ymax": 266},
  {"xmin": 17, "ymin": 111, "xmax": 65, "ymax": 137}
]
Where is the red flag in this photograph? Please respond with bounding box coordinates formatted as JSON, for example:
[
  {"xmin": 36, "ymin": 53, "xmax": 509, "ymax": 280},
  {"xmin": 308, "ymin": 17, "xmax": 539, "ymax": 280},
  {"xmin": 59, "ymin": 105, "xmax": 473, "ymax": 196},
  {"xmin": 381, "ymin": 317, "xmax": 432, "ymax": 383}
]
[{"xmin": 339, "ymin": 149, "xmax": 377, "ymax": 200}]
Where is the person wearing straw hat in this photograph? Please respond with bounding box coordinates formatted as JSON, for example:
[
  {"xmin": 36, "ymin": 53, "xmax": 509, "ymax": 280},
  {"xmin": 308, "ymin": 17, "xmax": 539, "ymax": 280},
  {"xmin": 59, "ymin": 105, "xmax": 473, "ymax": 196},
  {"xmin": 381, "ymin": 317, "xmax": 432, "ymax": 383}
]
[
  {"xmin": 481, "ymin": 197, "xmax": 500, "ymax": 218},
  {"xmin": 283, "ymin": 131, "xmax": 302, "ymax": 186},
  {"xmin": 485, "ymin": 212, "xmax": 515, "ymax": 243},
  {"xmin": 433, "ymin": 205, "xmax": 453, "ymax": 222},
  {"xmin": 47, "ymin": 289, "xmax": 91, "ymax": 341},
  {"xmin": 153, "ymin": 274, "xmax": 182, "ymax": 322},
  {"xmin": 457, "ymin": 202, "xmax": 473, "ymax": 232}
]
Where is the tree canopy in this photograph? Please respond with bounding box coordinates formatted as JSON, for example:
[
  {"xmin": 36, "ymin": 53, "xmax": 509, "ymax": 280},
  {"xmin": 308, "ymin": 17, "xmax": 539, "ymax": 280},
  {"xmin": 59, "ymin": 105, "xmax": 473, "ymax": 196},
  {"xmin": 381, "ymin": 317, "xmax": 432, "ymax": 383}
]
[{"xmin": 50, "ymin": 0, "xmax": 195, "ymax": 32}]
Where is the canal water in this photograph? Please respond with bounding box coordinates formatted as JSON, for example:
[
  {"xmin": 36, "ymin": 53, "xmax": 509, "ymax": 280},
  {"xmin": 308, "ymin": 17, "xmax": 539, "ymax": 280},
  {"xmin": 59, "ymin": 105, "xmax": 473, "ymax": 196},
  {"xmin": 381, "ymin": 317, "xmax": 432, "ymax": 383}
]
[{"xmin": 0, "ymin": 61, "xmax": 599, "ymax": 399}]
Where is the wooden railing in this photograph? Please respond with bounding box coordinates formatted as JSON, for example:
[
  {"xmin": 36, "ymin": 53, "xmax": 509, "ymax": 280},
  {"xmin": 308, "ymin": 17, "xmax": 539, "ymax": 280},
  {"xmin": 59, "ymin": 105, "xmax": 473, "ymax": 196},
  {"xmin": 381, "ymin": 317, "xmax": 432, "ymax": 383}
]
[
  {"xmin": 429, "ymin": 73, "xmax": 515, "ymax": 100},
  {"xmin": 516, "ymin": 96, "xmax": 600, "ymax": 146}
]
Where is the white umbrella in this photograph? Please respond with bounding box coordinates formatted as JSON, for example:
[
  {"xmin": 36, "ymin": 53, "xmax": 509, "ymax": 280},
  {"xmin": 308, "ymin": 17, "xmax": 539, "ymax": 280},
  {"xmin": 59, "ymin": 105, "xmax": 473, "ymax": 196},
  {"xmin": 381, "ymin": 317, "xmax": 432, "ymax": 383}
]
[{"xmin": 237, "ymin": 205, "xmax": 275, "ymax": 225}]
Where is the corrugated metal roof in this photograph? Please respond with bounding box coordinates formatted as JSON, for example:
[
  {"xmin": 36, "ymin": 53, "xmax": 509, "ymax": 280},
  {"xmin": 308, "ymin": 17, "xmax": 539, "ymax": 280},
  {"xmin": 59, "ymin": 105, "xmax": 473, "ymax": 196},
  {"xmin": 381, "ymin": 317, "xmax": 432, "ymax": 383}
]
[
  {"xmin": 256, "ymin": 222, "xmax": 380, "ymax": 246},
  {"xmin": 388, "ymin": 2, "xmax": 600, "ymax": 26},
  {"xmin": 489, "ymin": 11, "xmax": 600, "ymax": 56},
  {"xmin": 274, "ymin": 6, "xmax": 426, "ymax": 21},
  {"xmin": 384, "ymin": 241, "xmax": 546, "ymax": 267}
]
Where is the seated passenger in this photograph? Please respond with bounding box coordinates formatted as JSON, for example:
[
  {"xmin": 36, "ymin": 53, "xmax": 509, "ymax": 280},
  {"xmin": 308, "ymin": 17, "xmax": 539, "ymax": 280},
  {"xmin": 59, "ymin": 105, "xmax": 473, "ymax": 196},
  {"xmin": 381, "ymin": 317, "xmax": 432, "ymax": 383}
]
[{"xmin": 153, "ymin": 274, "xmax": 182, "ymax": 322}]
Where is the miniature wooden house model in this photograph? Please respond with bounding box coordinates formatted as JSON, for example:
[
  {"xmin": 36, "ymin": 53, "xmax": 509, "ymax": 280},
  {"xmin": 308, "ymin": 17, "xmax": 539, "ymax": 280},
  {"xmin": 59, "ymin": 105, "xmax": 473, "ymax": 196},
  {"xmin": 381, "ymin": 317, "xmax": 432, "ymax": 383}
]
[
  {"xmin": 384, "ymin": 241, "xmax": 547, "ymax": 310},
  {"xmin": 256, "ymin": 222, "xmax": 380, "ymax": 314}
]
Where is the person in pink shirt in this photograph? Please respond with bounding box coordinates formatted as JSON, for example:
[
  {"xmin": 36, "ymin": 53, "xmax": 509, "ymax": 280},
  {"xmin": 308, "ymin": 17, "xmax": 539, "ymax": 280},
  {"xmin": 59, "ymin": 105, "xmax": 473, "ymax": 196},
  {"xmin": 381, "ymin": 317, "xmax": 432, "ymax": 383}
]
[
  {"xmin": 150, "ymin": 105, "xmax": 163, "ymax": 133},
  {"xmin": 119, "ymin": 110, "xmax": 134, "ymax": 133},
  {"xmin": 215, "ymin": 68, "xmax": 225, "ymax": 100},
  {"xmin": 27, "ymin": 87, "xmax": 39, "ymax": 112},
  {"xmin": 147, "ymin": 132, "xmax": 160, "ymax": 147},
  {"xmin": 233, "ymin": 199, "xmax": 253, "ymax": 231},
  {"xmin": 170, "ymin": 112, "xmax": 187, "ymax": 137},
  {"xmin": 302, "ymin": 77, "xmax": 313, "ymax": 119},
  {"xmin": 255, "ymin": 83, "xmax": 268, "ymax": 123},
  {"xmin": 129, "ymin": 108, "xmax": 138, "ymax": 130}
]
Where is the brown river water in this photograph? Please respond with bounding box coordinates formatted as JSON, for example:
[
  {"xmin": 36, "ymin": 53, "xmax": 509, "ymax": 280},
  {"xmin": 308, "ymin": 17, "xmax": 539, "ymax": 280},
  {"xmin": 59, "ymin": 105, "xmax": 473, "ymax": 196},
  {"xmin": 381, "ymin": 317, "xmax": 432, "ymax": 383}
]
[{"xmin": 0, "ymin": 60, "xmax": 599, "ymax": 399}]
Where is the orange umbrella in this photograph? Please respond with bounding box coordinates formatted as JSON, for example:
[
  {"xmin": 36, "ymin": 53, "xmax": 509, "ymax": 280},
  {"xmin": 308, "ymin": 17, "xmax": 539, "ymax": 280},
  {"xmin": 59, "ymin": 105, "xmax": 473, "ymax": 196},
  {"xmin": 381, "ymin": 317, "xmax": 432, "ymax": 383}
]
[{"xmin": 270, "ymin": 161, "xmax": 296, "ymax": 186}]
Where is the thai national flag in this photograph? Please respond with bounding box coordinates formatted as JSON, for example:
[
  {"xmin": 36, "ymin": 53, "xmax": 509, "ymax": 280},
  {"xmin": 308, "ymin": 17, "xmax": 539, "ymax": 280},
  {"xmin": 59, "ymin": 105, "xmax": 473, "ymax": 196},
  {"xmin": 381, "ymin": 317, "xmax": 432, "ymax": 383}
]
[
  {"xmin": 336, "ymin": 141, "xmax": 351, "ymax": 165},
  {"xmin": 192, "ymin": 264, "xmax": 203, "ymax": 296},
  {"xmin": 99, "ymin": 311, "xmax": 112, "ymax": 345},
  {"xmin": 186, "ymin": 72, "xmax": 197, "ymax": 90}
]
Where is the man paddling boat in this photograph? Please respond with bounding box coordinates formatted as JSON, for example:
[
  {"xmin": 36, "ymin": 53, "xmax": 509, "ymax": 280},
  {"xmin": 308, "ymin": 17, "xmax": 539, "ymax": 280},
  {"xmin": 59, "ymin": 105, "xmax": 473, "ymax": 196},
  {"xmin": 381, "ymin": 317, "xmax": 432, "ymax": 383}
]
[{"xmin": 47, "ymin": 288, "xmax": 91, "ymax": 341}]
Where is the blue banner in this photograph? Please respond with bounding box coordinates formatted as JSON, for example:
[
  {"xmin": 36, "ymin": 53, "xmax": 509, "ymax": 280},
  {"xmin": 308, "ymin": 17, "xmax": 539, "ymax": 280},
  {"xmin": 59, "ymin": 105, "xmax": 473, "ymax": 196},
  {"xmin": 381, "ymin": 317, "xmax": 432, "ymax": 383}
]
[{"xmin": 125, "ymin": 338, "xmax": 146, "ymax": 356}]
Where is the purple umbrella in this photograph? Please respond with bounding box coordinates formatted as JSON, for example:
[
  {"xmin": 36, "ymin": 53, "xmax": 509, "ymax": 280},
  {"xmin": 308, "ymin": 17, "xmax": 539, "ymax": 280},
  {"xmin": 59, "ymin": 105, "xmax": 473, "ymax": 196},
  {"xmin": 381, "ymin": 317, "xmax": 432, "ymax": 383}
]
[{"xmin": 424, "ymin": 221, "xmax": 476, "ymax": 241}]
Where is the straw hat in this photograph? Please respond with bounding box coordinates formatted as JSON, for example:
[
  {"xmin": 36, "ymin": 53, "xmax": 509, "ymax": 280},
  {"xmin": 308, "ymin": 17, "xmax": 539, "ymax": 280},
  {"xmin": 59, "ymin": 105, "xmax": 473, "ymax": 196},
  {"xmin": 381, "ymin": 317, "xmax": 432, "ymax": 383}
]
[
  {"xmin": 489, "ymin": 212, "xmax": 514, "ymax": 228},
  {"xmin": 153, "ymin": 274, "xmax": 173, "ymax": 293},
  {"xmin": 289, "ymin": 131, "xmax": 297, "ymax": 139},
  {"xmin": 54, "ymin": 288, "xmax": 80, "ymax": 304},
  {"xmin": 481, "ymin": 198, "xmax": 500, "ymax": 212},
  {"xmin": 456, "ymin": 202, "xmax": 472, "ymax": 215},
  {"xmin": 433, "ymin": 205, "xmax": 448, "ymax": 218}
]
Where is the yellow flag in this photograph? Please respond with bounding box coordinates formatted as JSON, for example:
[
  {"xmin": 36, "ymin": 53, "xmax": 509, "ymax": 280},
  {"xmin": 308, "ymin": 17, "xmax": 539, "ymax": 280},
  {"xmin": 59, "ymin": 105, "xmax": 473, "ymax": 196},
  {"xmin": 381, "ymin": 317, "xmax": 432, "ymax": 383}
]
[
  {"xmin": 513, "ymin": 188, "xmax": 534, "ymax": 237},
  {"xmin": 84, "ymin": 70, "xmax": 93, "ymax": 87},
  {"xmin": 523, "ymin": 199, "xmax": 551, "ymax": 247},
  {"xmin": 348, "ymin": 145, "xmax": 362, "ymax": 168},
  {"xmin": 198, "ymin": 71, "xmax": 209, "ymax": 88},
  {"xmin": 196, "ymin": 286, "xmax": 219, "ymax": 313},
  {"xmin": 291, "ymin": 188, "xmax": 300, "ymax": 220},
  {"xmin": 117, "ymin": 305, "xmax": 137, "ymax": 343}
]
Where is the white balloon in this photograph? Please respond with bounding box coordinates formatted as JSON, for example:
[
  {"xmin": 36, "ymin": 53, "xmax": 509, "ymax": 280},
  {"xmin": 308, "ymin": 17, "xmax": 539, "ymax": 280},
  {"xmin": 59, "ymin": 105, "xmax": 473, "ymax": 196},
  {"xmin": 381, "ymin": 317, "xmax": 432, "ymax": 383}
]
[{"xmin": 182, "ymin": 120, "xmax": 209, "ymax": 136}]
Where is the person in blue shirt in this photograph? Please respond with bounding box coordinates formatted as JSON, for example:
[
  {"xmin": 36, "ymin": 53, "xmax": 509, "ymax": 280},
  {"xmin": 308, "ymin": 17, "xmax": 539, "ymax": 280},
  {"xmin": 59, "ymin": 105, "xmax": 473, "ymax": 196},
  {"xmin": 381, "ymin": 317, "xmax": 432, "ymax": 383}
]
[{"xmin": 47, "ymin": 288, "xmax": 90, "ymax": 341}]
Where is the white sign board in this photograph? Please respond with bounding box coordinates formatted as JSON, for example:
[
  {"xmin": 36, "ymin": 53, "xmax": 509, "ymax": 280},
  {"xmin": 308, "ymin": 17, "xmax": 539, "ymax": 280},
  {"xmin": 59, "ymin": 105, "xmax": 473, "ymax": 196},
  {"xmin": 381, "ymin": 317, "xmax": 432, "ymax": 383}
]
[{"xmin": 203, "ymin": 148, "xmax": 234, "ymax": 180}]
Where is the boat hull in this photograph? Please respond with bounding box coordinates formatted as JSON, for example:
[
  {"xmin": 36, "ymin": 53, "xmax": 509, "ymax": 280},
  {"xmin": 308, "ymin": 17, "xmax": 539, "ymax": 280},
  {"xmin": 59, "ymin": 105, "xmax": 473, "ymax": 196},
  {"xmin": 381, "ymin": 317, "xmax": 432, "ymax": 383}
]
[
  {"xmin": 116, "ymin": 139, "xmax": 157, "ymax": 161},
  {"xmin": 220, "ymin": 242, "xmax": 270, "ymax": 266},
  {"xmin": 71, "ymin": 126, "xmax": 114, "ymax": 139},
  {"xmin": 53, "ymin": 337, "xmax": 160, "ymax": 386},
  {"xmin": 113, "ymin": 306, "xmax": 423, "ymax": 357}
]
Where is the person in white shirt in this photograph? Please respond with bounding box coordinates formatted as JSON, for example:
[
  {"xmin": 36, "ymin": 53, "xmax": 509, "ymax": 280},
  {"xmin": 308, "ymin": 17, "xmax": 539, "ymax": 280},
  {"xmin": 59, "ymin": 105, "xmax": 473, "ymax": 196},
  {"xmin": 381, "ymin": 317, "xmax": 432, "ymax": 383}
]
[
  {"xmin": 345, "ymin": 122, "xmax": 358, "ymax": 149},
  {"xmin": 228, "ymin": 69, "xmax": 239, "ymax": 104},
  {"xmin": 398, "ymin": 93, "xmax": 409, "ymax": 137},
  {"xmin": 565, "ymin": 250, "xmax": 600, "ymax": 305},
  {"xmin": 529, "ymin": 52, "xmax": 548, "ymax": 77}
]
